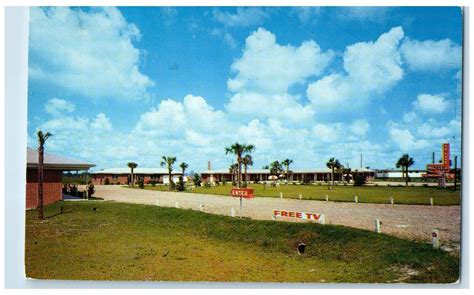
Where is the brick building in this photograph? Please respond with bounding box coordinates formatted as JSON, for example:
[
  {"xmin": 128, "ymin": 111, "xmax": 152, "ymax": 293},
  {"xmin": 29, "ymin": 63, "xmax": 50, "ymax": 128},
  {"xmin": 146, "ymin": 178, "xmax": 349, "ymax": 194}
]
[
  {"xmin": 91, "ymin": 168, "xmax": 183, "ymax": 185},
  {"xmin": 200, "ymin": 168, "xmax": 375, "ymax": 183},
  {"xmin": 26, "ymin": 147, "xmax": 95, "ymax": 209}
]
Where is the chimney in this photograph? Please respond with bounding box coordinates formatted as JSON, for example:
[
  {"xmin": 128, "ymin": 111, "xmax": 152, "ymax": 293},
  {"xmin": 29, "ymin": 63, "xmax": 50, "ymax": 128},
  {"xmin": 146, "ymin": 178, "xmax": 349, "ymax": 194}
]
[{"xmin": 207, "ymin": 161, "xmax": 211, "ymax": 171}]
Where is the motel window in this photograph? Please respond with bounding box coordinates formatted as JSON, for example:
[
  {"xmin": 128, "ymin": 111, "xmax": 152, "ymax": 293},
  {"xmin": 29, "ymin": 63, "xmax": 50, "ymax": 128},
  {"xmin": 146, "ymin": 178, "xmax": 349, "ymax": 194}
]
[{"xmin": 112, "ymin": 174, "xmax": 118, "ymax": 180}]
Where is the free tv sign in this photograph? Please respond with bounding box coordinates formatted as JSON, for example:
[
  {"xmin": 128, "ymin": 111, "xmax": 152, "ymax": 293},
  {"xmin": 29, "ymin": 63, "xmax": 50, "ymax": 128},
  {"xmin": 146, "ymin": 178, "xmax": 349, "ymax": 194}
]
[{"xmin": 273, "ymin": 209, "xmax": 325, "ymax": 224}]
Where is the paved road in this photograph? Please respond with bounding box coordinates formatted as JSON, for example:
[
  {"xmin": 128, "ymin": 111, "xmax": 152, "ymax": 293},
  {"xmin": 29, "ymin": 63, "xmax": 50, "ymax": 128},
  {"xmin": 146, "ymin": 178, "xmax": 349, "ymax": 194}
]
[{"xmin": 93, "ymin": 185, "xmax": 461, "ymax": 250}]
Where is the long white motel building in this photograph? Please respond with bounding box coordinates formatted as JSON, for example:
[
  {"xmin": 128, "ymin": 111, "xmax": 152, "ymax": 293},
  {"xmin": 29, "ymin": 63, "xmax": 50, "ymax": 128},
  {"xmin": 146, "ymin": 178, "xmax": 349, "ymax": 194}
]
[
  {"xmin": 91, "ymin": 168, "xmax": 183, "ymax": 185},
  {"xmin": 200, "ymin": 168, "xmax": 375, "ymax": 183}
]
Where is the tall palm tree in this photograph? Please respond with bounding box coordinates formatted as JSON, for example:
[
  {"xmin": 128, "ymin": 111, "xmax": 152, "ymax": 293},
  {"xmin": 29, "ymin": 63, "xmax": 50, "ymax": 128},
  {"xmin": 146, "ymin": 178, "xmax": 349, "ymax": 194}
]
[
  {"xmin": 396, "ymin": 154, "xmax": 415, "ymax": 187},
  {"xmin": 179, "ymin": 162, "xmax": 189, "ymax": 175},
  {"xmin": 225, "ymin": 143, "xmax": 255, "ymax": 188},
  {"xmin": 161, "ymin": 156, "xmax": 177, "ymax": 190},
  {"xmin": 37, "ymin": 130, "xmax": 52, "ymax": 220},
  {"xmin": 241, "ymin": 154, "xmax": 253, "ymax": 185},
  {"xmin": 127, "ymin": 162, "xmax": 137, "ymax": 187},
  {"xmin": 282, "ymin": 158, "xmax": 293, "ymax": 184},
  {"xmin": 326, "ymin": 158, "xmax": 341, "ymax": 188}
]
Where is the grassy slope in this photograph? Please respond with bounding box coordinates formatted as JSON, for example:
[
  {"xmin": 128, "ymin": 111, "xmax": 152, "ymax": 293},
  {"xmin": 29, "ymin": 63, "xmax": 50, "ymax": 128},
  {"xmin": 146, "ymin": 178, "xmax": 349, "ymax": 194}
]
[
  {"xmin": 141, "ymin": 184, "xmax": 461, "ymax": 205},
  {"xmin": 25, "ymin": 201, "xmax": 459, "ymax": 283}
]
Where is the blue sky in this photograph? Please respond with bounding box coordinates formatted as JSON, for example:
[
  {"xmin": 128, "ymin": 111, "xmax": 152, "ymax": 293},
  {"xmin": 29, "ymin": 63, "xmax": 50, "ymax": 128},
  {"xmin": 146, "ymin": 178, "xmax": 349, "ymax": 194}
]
[{"xmin": 27, "ymin": 6, "xmax": 463, "ymax": 172}]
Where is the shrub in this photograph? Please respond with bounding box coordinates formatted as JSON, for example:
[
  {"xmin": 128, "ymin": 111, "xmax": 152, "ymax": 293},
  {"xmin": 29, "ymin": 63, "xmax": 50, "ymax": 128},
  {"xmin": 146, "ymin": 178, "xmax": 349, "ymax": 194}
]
[
  {"xmin": 151, "ymin": 180, "xmax": 156, "ymax": 187},
  {"xmin": 87, "ymin": 184, "xmax": 95, "ymax": 197},
  {"xmin": 136, "ymin": 178, "xmax": 144, "ymax": 189},
  {"xmin": 192, "ymin": 173, "xmax": 201, "ymax": 187},
  {"xmin": 354, "ymin": 174, "xmax": 366, "ymax": 186},
  {"xmin": 176, "ymin": 176, "xmax": 185, "ymax": 191},
  {"xmin": 104, "ymin": 177, "xmax": 110, "ymax": 185},
  {"xmin": 204, "ymin": 181, "xmax": 211, "ymax": 188}
]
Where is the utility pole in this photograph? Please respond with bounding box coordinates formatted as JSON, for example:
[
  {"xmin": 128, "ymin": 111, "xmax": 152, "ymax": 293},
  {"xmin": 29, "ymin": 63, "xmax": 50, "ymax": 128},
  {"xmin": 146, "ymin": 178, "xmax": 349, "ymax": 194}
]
[
  {"xmin": 360, "ymin": 154, "xmax": 363, "ymax": 168},
  {"xmin": 432, "ymin": 152, "xmax": 435, "ymax": 164}
]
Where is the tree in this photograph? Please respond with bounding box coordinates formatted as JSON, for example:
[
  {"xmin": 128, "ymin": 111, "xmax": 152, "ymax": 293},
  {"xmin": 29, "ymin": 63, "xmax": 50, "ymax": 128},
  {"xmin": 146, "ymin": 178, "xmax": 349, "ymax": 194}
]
[
  {"xmin": 326, "ymin": 158, "xmax": 341, "ymax": 188},
  {"xmin": 127, "ymin": 162, "xmax": 137, "ymax": 187},
  {"xmin": 269, "ymin": 161, "xmax": 283, "ymax": 175},
  {"xmin": 282, "ymin": 158, "xmax": 293, "ymax": 184},
  {"xmin": 179, "ymin": 162, "xmax": 189, "ymax": 175},
  {"xmin": 229, "ymin": 163, "xmax": 238, "ymax": 184},
  {"xmin": 37, "ymin": 130, "xmax": 52, "ymax": 220},
  {"xmin": 161, "ymin": 156, "xmax": 177, "ymax": 190},
  {"xmin": 225, "ymin": 143, "xmax": 255, "ymax": 188},
  {"xmin": 396, "ymin": 154, "xmax": 415, "ymax": 187},
  {"xmin": 241, "ymin": 154, "xmax": 253, "ymax": 185}
]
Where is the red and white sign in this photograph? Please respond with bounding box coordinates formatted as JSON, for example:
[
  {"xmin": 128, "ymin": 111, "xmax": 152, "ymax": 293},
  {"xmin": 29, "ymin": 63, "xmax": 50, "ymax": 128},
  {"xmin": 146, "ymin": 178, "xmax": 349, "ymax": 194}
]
[
  {"xmin": 273, "ymin": 209, "xmax": 325, "ymax": 223},
  {"xmin": 230, "ymin": 187, "xmax": 254, "ymax": 199}
]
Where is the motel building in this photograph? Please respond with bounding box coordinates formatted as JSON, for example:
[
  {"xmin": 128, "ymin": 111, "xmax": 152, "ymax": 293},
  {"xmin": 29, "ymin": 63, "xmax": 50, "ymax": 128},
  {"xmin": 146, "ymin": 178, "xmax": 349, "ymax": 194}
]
[
  {"xmin": 200, "ymin": 168, "xmax": 375, "ymax": 183},
  {"xmin": 91, "ymin": 168, "xmax": 183, "ymax": 185},
  {"xmin": 26, "ymin": 147, "xmax": 95, "ymax": 209}
]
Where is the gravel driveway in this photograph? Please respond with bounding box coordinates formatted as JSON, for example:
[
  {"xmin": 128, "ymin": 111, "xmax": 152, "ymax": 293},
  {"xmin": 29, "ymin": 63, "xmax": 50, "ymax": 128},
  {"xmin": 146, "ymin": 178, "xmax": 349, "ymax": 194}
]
[{"xmin": 93, "ymin": 185, "xmax": 461, "ymax": 250}]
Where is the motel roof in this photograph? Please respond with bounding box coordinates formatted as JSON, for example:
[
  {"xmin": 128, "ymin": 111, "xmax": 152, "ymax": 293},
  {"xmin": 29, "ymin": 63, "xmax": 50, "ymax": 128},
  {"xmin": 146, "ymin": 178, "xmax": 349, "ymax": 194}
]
[
  {"xmin": 201, "ymin": 168, "xmax": 375, "ymax": 174},
  {"xmin": 92, "ymin": 167, "xmax": 183, "ymax": 175},
  {"xmin": 27, "ymin": 147, "xmax": 95, "ymax": 170}
]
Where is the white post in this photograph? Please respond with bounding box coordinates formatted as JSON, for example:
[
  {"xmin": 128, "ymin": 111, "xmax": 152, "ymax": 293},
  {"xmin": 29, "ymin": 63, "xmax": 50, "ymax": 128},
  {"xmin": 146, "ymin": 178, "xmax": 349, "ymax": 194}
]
[
  {"xmin": 199, "ymin": 204, "xmax": 204, "ymax": 212},
  {"xmin": 320, "ymin": 214, "xmax": 326, "ymax": 225},
  {"xmin": 156, "ymin": 200, "xmax": 160, "ymax": 206},
  {"xmin": 432, "ymin": 229, "xmax": 440, "ymax": 249},
  {"xmin": 299, "ymin": 193, "xmax": 302, "ymax": 200},
  {"xmin": 354, "ymin": 196, "xmax": 358, "ymax": 203},
  {"xmin": 272, "ymin": 215, "xmax": 276, "ymax": 221},
  {"xmin": 374, "ymin": 219, "xmax": 382, "ymax": 233},
  {"xmin": 175, "ymin": 201, "xmax": 179, "ymax": 208},
  {"xmin": 325, "ymin": 195, "xmax": 329, "ymax": 202},
  {"xmin": 390, "ymin": 197, "xmax": 394, "ymax": 205},
  {"xmin": 280, "ymin": 192, "xmax": 283, "ymax": 199},
  {"xmin": 231, "ymin": 207, "xmax": 235, "ymax": 217},
  {"xmin": 430, "ymin": 198, "xmax": 434, "ymax": 206}
]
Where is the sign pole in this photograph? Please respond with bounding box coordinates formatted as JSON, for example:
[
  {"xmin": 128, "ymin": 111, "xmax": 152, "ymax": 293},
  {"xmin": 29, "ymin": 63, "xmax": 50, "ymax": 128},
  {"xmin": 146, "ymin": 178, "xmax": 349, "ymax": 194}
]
[{"xmin": 240, "ymin": 196, "xmax": 242, "ymax": 218}]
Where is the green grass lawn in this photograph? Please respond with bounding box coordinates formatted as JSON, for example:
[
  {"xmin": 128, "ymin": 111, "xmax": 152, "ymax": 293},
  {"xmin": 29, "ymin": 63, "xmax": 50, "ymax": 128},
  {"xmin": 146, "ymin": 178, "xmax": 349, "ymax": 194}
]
[
  {"xmin": 141, "ymin": 183, "xmax": 461, "ymax": 205},
  {"xmin": 25, "ymin": 201, "xmax": 459, "ymax": 283}
]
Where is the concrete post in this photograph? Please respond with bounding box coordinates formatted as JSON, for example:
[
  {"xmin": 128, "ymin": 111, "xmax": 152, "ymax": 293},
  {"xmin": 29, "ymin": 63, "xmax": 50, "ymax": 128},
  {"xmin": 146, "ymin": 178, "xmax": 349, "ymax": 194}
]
[
  {"xmin": 175, "ymin": 201, "xmax": 179, "ymax": 208},
  {"xmin": 374, "ymin": 219, "xmax": 382, "ymax": 233},
  {"xmin": 280, "ymin": 192, "xmax": 283, "ymax": 199},
  {"xmin": 430, "ymin": 198, "xmax": 434, "ymax": 206},
  {"xmin": 355, "ymin": 196, "xmax": 358, "ymax": 203},
  {"xmin": 325, "ymin": 195, "xmax": 329, "ymax": 202},
  {"xmin": 299, "ymin": 193, "xmax": 302, "ymax": 200},
  {"xmin": 432, "ymin": 229, "xmax": 440, "ymax": 249},
  {"xmin": 390, "ymin": 197, "xmax": 394, "ymax": 205},
  {"xmin": 199, "ymin": 204, "xmax": 204, "ymax": 212},
  {"xmin": 231, "ymin": 207, "xmax": 235, "ymax": 217},
  {"xmin": 156, "ymin": 200, "xmax": 160, "ymax": 206},
  {"xmin": 320, "ymin": 214, "xmax": 326, "ymax": 225}
]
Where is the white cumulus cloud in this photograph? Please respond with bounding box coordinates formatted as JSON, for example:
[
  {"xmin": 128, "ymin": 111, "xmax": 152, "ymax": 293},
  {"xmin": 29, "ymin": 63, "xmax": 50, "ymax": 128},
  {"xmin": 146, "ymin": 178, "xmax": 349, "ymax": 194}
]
[
  {"xmin": 400, "ymin": 37, "xmax": 461, "ymax": 71},
  {"xmin": 413, "ymin": 93, "xmax": 451, "ymax": 114},
  {"xmin": 228, "ymin": 27, "xmax": 334, "ymax": 94},
  {"xmin": 29, "ymin": 7, "xmax": 154, "ymax": 101},
  {"xmin": 307, "ymin": 26, "xmax": 405, "ymax": 111}
]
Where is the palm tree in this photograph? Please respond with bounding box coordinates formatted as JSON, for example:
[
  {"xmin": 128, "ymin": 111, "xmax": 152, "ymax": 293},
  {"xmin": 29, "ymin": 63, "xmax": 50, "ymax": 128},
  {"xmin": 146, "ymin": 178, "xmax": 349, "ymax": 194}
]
[
  {"xmin": 37, "ymin": 130, "xmax": 52, "ymax": 220},
  {"xmin": 161, "ymin": 156, "xmax": 177, "ymax": 190},
  {"xmin": 127, "ymin": 162, "xmax": 137, "ymax": 187},
  {"xmin": 179, "ymin": 162, "xmax": 189, "ymax": 175},
  {"xmin": 229, "ymin": 163, "xmax": 238, "ymax": 184},
  {"xmin": 282, "ymin": 158, "xmax": 293, "ymax": 184},
  {"xmin": 269, "ymin": 160, "xmax": 283, "ymax": 176},
  {"xmin": 225, "ymin": 143, "xmax": 255, "ymax": 188},
  {"xmin": 241, "ymin": 154, "xmax": 253, "ymax": 185},
  {"xmin": 326, "ymin": 158, "xmax": 341, "ymax": 188},
  {"xmin": 396, "ymin": 154, "xmax": 415, "ymax": 187}
]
